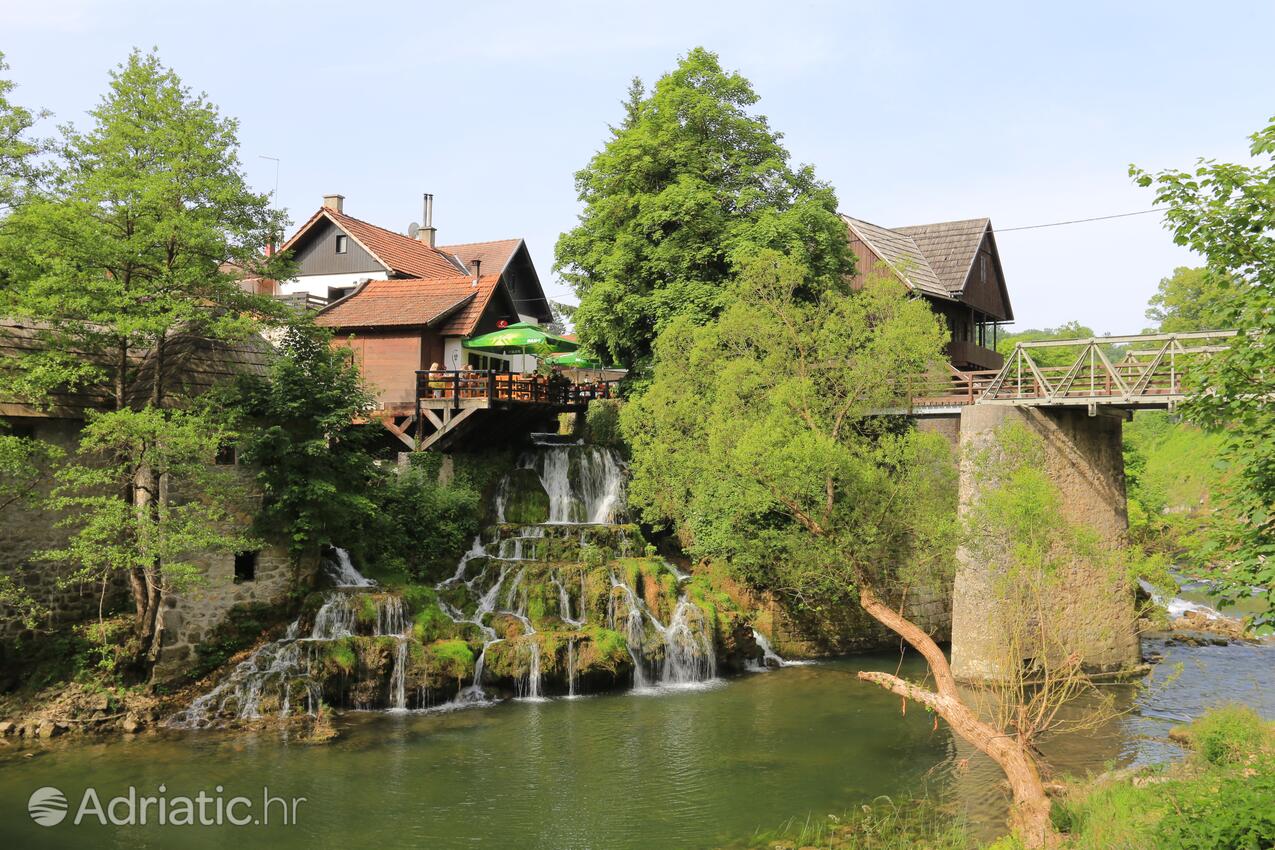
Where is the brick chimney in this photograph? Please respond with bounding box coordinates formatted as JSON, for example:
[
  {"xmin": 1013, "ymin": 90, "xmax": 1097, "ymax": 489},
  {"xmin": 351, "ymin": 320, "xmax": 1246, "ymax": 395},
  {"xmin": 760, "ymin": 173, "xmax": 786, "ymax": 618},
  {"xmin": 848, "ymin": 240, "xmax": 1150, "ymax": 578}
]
[
  {"xmin": 417, "ymin": 193, "xmax": 437, "ymax": 247},
  {"xmin": 470, "ymin": 258, "xmax": 481, "ymax": 286},
  {"xmin": 322, "ymin": 193, "xmax": 344, "ymax": 213}
]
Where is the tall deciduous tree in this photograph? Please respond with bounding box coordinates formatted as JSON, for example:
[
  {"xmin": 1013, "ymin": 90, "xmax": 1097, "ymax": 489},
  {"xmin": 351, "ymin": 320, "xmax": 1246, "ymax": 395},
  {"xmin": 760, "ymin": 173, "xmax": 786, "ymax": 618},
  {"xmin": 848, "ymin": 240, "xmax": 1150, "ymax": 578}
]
[
  {"xmin": 0, "ymin": 50, "xmax": 292, "ymax": 657},
  {"xmin": 1133, "ymin": 118, "xmax": 1275, "ymax": 623},
  {"xmin": 623, "ymin": 251, "xmax": 1111, "ymax": 846},
  {"xmin": 555, "ymin": 48, "xmax": 852, "ymax": 377}
]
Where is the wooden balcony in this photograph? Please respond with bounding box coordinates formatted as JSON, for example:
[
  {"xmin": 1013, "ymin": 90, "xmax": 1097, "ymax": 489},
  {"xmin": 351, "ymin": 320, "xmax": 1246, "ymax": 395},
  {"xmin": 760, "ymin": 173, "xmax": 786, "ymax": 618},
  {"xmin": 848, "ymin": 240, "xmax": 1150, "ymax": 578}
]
[{"xmin": 947, "ymin": 340, "xmax": 1004, "ymax": 371}]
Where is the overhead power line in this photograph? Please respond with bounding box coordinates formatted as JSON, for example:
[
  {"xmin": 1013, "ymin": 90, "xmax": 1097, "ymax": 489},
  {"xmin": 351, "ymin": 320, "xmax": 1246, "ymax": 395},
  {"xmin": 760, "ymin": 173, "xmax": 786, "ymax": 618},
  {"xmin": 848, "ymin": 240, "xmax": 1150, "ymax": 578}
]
[{"xmin": 996, "ymin": 208, "xmax": 1160, "ymax": 233}]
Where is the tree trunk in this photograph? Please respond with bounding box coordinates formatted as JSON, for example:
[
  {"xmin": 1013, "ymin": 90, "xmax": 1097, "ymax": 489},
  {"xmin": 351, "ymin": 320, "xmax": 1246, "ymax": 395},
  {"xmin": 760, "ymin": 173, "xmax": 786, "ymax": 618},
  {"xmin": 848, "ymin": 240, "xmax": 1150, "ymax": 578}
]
[{"xmin": 855, "ymin": 584, "xmax": 1059, "ymax": 848}]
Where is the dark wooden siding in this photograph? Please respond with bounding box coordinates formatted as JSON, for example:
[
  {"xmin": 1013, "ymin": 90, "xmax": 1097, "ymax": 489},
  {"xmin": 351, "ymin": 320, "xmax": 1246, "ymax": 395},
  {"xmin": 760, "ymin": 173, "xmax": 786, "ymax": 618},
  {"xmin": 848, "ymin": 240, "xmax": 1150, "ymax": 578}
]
[
  {"xmin": 293, "ymin": 218, "xmax": 384, "ymax": 276},
  {"xmin": 958, "ymin": 234, "xmax": 1010, "ymax": 321}
]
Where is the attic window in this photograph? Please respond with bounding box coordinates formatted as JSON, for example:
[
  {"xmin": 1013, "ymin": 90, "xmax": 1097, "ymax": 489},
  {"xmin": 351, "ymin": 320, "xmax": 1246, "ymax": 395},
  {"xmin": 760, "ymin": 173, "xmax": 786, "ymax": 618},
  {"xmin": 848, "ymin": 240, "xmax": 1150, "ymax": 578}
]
[{"xmin": 335, "ymin": 235, "xmax": 348, "ymax": 254}]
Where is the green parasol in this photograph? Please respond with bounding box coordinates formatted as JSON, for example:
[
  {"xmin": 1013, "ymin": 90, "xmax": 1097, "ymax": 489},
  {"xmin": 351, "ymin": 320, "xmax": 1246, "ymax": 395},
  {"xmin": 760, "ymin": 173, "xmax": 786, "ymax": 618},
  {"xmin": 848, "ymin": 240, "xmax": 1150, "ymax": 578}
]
[
  {"xmin": 545, "ymin": 351, "xmax": 607, "ymax": 369},
  {"xmin": 462, "ymin": 322, "xmax": 579, "ymax": 357}
]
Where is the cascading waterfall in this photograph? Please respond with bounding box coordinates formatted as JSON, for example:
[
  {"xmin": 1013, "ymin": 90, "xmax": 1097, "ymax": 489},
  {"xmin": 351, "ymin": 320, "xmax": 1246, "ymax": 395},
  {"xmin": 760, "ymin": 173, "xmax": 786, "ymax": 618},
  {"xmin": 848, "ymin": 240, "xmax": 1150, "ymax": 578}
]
[
  {"xmin": 174, "ymin": 441, "xmax": 726, "ymax": 727},
  {"xmin": 751, "ymin": 628, "xmax": 787, "ymax": 669}
]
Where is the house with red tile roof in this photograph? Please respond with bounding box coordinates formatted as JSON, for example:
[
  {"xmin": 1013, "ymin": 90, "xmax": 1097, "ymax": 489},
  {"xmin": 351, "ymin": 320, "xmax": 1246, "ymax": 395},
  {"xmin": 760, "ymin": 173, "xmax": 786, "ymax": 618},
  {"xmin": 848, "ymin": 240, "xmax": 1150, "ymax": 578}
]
[{"xmin": 276, "ymin": 194, "xmax": 556, "ymax": 410}]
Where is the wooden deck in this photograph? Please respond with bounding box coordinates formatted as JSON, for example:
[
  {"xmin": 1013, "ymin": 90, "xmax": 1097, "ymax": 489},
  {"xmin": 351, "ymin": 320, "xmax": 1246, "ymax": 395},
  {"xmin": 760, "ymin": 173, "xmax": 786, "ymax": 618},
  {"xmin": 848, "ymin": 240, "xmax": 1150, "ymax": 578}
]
[{"xmin": 376, "ymin": 370, "xmax": 618, "ymax": 451}]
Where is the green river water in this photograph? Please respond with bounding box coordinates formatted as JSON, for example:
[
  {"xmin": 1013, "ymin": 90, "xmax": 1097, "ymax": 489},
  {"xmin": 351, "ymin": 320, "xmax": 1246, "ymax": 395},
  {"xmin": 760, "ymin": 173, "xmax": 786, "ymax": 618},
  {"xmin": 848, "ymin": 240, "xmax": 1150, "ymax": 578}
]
[{"xmin": 2, "ymin": 637, "xmax": 1271, "ymax": 849}]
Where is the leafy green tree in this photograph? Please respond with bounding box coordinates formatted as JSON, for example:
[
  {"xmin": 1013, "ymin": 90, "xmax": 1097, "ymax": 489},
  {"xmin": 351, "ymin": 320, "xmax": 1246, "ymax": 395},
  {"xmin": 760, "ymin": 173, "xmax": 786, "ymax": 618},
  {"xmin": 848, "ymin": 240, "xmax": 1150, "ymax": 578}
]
[
  {"xmin": 0, "ymin": 50, "xmax": 45, "ymax": 214},
  {"xmin": 0, "ymin": 49, "xmax": 291, "ymax": 411},
  {"xmin": 1146, "ymin": 266, "xmax": 1238, "ymax": 333},
  {"xmin": 44, "ymin": 407, "xmax": 256, "ymax": 671},
  {"xmin": 1133, "ymin": 117, "xmax": 1275, "ymax": 623},
  {"xmin": 996, "ymin": 321, "xmax": 1098, "ymax": 367},
  {"xmin": 225, "ymin": 320, "xmax": 383, "ymax": 564},
  {"xmin": 555, "ymin": 48, "xmax": 852, "ymax": 377},
  {"xmin": 0, "ymin": 427, "xmax": 62, "ymax": 630},
  {"xmin": 0, "ymin": 50, "xmax": 292, "ymax": 655}
]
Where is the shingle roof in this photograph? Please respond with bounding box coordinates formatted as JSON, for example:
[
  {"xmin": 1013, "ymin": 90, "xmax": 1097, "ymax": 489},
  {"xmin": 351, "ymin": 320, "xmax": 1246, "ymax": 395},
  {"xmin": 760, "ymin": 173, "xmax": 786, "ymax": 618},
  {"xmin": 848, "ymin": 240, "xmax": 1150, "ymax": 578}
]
[
  {"xmin": 313, "ymin": 276, "xmax": 496, "ymax": 330},
  {"xmin": 843, "ymin": 216, "xmax": 950, "ymax": 299},
  {"xmin": 281, "ymin": 208, "xmax": 467, "ymax": 279},
  {"xmin": 894, "ymin": 218, "xmax": 991, "ymax": 295},
  {"xmin": 437, "ymin": 238, "xmax": 523, "ymax": 277}
]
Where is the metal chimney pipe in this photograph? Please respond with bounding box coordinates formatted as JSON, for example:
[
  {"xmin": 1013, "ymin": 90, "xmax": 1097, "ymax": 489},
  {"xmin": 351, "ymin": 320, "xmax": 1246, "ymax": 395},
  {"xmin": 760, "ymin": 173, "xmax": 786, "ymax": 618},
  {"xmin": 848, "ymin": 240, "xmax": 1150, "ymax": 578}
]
[{"xmin": 423, "ymin": 193, "xmax": 433, "ymax": 228}]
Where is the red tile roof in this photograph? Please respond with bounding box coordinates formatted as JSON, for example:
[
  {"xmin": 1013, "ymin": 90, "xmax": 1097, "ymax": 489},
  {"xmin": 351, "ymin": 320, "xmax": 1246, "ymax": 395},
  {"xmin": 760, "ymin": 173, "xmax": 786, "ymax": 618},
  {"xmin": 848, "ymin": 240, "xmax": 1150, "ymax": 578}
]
[
  {"xmin": 281, "ymin": 207, "xmax": 467, "ymax": 279},
  {"xmin": 437, "ymin": 238, "xmax": 522, "ymax": 277},
  {"xmin": 314, "ymin": 276, "xmax": 503, "ymax": 330}
]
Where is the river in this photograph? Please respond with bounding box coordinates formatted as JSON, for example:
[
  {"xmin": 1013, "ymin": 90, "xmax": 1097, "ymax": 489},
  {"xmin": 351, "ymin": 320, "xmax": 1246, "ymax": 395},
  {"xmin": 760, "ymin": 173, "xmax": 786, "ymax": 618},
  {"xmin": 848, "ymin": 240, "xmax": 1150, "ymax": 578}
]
[{"xmin": 2, "ymin": 634, "xmax": 1271, "ymax": 849}]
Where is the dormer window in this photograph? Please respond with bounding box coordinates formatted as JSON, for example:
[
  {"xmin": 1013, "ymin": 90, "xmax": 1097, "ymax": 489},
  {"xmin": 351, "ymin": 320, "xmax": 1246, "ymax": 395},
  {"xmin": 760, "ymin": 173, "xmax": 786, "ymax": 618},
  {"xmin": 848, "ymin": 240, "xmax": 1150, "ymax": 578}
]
[{"xmin": 335, "ymin": 234, "xmax": 348, "ymax": 254}]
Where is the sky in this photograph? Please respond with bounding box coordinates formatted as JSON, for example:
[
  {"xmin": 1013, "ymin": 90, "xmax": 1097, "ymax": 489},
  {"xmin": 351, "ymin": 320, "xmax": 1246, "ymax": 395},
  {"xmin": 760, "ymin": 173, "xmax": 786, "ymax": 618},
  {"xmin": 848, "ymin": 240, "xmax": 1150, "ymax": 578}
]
[{"xmin": 1, "ymin": 0, "xmax": 1271, "ymax": 333}]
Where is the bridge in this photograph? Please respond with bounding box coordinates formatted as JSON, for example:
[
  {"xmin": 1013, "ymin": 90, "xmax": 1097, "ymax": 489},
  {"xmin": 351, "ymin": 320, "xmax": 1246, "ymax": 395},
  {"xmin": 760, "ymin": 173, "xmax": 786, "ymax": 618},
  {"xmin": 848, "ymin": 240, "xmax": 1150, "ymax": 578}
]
[
  {"xmin": 908, "ymin": 330, "xmax": 1237, "ymax": 415},
  {"xmin": 902, "ymin": 330, "xmax": 1237, "ymax": 682}
]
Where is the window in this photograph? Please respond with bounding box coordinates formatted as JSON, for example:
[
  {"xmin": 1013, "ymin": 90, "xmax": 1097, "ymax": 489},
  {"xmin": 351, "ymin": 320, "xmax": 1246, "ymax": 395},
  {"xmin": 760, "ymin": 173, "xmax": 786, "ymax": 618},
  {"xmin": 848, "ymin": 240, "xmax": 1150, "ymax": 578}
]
[
  {"xmin": 234, "ymin": 551, "xmax": 258, "ymax": 583},
  {"xmin": 335, "ymin": 234, "xmax": 348, "ymax": 254}
]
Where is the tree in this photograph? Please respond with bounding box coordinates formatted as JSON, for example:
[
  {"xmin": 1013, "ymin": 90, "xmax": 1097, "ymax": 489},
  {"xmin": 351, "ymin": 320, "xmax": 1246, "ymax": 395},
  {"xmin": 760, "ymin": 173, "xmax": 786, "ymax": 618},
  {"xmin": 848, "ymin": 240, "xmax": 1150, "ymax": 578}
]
[
  {"xmin": 996, "ymin": 321, "xmax": 1098, "ymax": 367},
  {"xmin": 44, "ymin": 407, "xmax": 256, "ymax": 672},
  {"xmin": 1133, "ymin": 117, "xmax": 1275, "ymax": 624},
  {"xmin": 0, "ymin": 50, "xmax": 292, "ymax": 656},
  {"xmin": 224, "ymin": 320, "xmax": 383, "ymax": 565},
  {"xmin": 0, "ymin": 50, "xmax": 45, "ymax": 214},
  {"xmin": 1146, "ymin": 266, "xmax": 1238, "ymax": 333},
  {"xmin": 555, "ymin": 48, "xmax": 852, "ymax": 377},
  {"xmin": 624, "ymin": 251, "xmax": 1112, "ymax": 846}
]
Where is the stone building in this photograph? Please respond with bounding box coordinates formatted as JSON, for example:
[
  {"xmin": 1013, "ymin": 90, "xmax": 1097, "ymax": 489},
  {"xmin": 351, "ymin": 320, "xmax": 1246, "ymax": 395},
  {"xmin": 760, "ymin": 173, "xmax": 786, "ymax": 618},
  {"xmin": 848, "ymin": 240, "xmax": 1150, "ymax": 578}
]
[{"xmin": 0, "ymin": 320, "xmax": 315, "ymax": 682}]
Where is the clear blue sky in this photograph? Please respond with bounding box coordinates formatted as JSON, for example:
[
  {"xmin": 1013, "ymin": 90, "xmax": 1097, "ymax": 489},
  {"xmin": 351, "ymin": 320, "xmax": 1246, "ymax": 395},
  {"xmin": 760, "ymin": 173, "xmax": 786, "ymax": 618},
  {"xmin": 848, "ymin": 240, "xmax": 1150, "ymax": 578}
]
[{"xmin": 2, "ymin": 1, "xmax": 1271, "ymax": 332}]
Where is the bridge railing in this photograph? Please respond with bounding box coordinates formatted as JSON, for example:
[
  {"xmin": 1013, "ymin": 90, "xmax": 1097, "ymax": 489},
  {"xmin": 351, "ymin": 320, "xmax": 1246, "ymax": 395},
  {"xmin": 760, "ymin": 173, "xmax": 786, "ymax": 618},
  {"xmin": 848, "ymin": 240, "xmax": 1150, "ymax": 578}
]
[{"xmin": 903, "ymin": 331, "xmax": 1236, "ymax": 409}]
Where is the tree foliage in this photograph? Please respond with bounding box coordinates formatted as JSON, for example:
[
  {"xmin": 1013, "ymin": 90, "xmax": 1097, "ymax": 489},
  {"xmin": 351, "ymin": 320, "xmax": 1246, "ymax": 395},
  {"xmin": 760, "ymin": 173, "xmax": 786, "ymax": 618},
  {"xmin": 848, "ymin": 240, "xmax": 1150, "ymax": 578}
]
[
  {"xmin": 622, "ymin": 249, "xmax": 952, "ymax": 602},
  {"xmin": 0, "ymin": 50, "xmax": 45, "ymax": 214},
  {"xmin": 226, "ymin": 320, "xmax": 382, "ymax": 564},
  {"xmin": 556, "ymin": 48, "xmax": 852, "ymax": 377},
  {"xmin": 1133, "ymin": 117, "xmax": 1275, "ymax": 621},
  {"xmin": 0, "ymin": 49, "xmax": 291, "ymax": 410},
  {"xmin": 1146, "ymin": 266, "xmax": 1238, "ymax": 334}
]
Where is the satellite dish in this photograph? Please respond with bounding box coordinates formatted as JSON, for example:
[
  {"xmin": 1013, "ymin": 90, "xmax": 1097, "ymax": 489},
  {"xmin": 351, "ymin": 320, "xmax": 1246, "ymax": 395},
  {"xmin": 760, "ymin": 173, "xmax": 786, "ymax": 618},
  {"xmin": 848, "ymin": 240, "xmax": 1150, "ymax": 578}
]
[{"xmin": 407, "ymin": 222, "xmax": 421, "ymax": 238}]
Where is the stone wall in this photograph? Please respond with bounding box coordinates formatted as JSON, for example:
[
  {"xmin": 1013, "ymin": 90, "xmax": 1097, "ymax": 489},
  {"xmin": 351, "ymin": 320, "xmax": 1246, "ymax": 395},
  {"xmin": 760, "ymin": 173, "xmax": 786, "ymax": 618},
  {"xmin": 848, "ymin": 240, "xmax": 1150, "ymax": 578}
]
[
  {"xmin": 949, "ymin": 404, "xmax": 1140, "ymax": 680},
  {"xmin": 151, "ymin": 546, "xmax": 317, "ymax": 681}
]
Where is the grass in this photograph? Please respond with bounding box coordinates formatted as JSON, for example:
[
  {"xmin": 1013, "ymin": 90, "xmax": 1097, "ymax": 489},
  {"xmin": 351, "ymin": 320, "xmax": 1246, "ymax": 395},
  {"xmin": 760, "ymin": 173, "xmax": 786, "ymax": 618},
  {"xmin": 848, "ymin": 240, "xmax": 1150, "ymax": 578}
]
[{"xmin": 721, "ymin": 797, "xmax": 970, "ymax": 850}]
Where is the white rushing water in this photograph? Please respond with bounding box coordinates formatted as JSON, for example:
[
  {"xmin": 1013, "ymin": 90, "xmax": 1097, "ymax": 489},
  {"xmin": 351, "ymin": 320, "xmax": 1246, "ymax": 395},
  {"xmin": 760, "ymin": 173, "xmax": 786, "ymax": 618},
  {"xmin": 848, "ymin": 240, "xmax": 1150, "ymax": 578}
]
[
  {"xmin": 324, "ymin": 547, "xmax": 376, "ymax": 588},
  {"xmin": 1138, "ymin": 579, "xmax": 1223, "ymax": 621}
]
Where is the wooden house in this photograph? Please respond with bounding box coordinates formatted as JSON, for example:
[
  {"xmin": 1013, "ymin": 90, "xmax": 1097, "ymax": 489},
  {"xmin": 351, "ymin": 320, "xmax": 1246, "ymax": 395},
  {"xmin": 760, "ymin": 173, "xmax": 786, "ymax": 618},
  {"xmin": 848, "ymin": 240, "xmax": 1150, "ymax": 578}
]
[
  {"xmin": 276, "ymin": 195, "xmax": 556, "ymax": 411},
  {"xmin": 843, "ymin": 216, "xmax": 1014, "ymax": 371}
]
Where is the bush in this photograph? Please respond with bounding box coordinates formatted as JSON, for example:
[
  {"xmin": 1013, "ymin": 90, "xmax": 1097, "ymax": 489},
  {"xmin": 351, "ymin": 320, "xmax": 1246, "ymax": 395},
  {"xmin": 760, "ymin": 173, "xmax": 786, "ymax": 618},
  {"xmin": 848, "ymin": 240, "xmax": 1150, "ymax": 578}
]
[
  {"xmin": 1155, "ymin": 762, "xmax": 1275, "ymax": 850},
  {"xmin": 1183, "ymin": 703, "xmax": 1271, "ymax": 767},
  {"xmin": 583, "ymin": 399, "xmax": 624, "ymax": 450}
]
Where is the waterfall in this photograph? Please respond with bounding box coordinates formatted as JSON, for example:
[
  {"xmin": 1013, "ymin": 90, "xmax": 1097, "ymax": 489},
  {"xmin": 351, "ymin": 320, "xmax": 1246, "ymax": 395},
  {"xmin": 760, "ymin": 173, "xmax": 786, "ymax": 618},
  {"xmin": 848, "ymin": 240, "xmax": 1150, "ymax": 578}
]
[
  {"xmin": 524, "ymin": 641, "xmax": 543, "ymax": 700},
  {"xmin": 1138, "ymin": 579, "xmax": 1223, "ymax": 620},
  {"xmin": 324, "ymin": 547, "xmax": 375, "ymax": 587},
  {"xmin": 610, "ymin": 573, "xmax": 651, "ymax": 688},
  {"xmin": 751, "ymin": 628, "xmax": 786, "ymax": 669},
  {"xmin": 552, "ymin": 571, "xmax": 581, "ymax": 626},
  {"xmin": 660, "ymin": 600, "xmax": 716, "ymax": 684},
  {"xmin": 521, "ymin": 445, "xmax": 627, "ymax": 524},
  {"xmin": 389, "ymin": 639, "xmax": 408, "ymax": 711}
]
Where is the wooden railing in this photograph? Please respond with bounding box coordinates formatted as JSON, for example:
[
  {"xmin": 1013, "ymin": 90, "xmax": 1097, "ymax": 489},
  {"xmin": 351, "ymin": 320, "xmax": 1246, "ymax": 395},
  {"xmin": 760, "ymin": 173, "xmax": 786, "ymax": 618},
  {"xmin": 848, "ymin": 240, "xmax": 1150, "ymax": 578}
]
[{"xmin": 415, "ymin": 369, "xmax": 618, "ymax": 408}]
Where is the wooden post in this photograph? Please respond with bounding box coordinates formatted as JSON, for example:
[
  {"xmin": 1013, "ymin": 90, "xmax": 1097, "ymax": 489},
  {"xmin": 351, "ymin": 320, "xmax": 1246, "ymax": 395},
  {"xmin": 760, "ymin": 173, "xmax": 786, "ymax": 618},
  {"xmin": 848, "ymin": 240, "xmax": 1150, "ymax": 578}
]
[{"xmin": 413, "ymin": 371, "xmax": 423, "ymax": 451}]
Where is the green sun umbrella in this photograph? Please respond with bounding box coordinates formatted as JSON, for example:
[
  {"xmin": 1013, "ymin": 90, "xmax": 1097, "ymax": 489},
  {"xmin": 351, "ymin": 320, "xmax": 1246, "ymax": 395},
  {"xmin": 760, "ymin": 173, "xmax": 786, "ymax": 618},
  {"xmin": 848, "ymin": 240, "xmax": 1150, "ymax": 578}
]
[
  {"xmin": 463, "ymin": 322, "xmax": 578, "ymax": 356},
  {"xmin": 545, "ymin": 351, "xmax": 606, "ymax": 369}
]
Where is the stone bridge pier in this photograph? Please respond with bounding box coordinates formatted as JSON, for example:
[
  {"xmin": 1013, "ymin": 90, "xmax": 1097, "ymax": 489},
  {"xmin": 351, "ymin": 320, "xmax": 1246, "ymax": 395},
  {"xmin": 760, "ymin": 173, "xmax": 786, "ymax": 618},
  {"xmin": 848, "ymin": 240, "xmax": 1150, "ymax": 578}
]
[{"xmin": 946, "ymin": 405, "xmax": 1141, "ymax": 681}]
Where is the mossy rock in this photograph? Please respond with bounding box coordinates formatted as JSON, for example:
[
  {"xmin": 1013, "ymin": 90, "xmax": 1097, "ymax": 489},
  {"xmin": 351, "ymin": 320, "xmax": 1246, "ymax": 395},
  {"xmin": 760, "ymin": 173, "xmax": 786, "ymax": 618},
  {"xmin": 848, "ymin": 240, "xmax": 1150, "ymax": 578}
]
[{"xmin": 499, "ymin": 468, "xmax": 550, "ymax": 524}]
